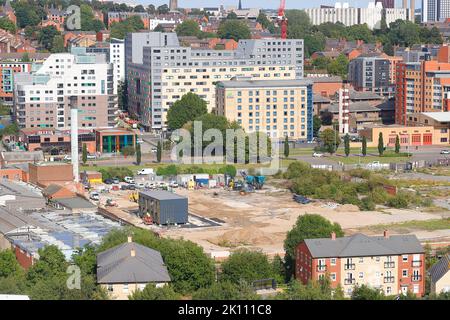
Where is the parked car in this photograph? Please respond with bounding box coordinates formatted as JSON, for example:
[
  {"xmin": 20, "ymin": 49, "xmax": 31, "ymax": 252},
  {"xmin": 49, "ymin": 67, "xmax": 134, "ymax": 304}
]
[
  {"xmin": 137, "ymin": 182, "xmax": 146, "ymax": 189},
  {"xmin": 112, "ymin": 177, "xmax": 120, "ymax": 184},
  {"xmin": 137, "ymin": 168, "xmax": 154, "ymax": 175},
  {"xmin": 151, "ymin": 147, "xmax": 158, "ymax": 153},
  {"xmin": 169, "ymin": 181, "xmax": 179, "ymax": 188},
  {"xmin": 124, "ymin": 176, "xmax": 135, "ymax": 184},
  {"xmin": 89, "ymin": 192, "xmax": 100, "ymax": 201},
  {"xmin": 87, "ymin": 154, "xmax": 97, "ymax": 160},
  {"xmin": 120, "ymin": 185, "xmax": 129, "ymax": 190},
  {"xmin": 128, "ymin": 184, "xmax": 136, "ymax": 190},
  {"xmin": 104, "ymin": 178, "xmax": 113, "ymax": 185},
  {"xmin": 312, "ymin": 152, "xmax": 324, "ymax": 158},
  {"xmin": 440, "ymin": 150, "xmax": 450, "ymax": 155},
  {"xmin": 136, "ymin": 138, "xmax": 144, "ymax": 144},
  {"xmin": 63, "ymin": 155, "xmax": 71, "ymax": 161}
]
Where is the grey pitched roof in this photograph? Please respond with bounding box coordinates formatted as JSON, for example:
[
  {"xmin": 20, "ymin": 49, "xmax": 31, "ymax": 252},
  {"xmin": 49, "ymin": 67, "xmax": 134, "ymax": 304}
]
[
  {"xmin": 55, "ymin": 197, "xmax": 96, "ymax": 209},
  {"xmin": 139, "ymin": 190, "xmax": 187, "ymax": 201},
  {"xmin": 349, "ymin": 90, "xmax": 383, "ymax": 101},
  {"xmin": 42, "ymin": 184, "xmax": 64, "ymax": 197},
  {"xmin": 307, "ymin": 76, "xmax": 343, "ymax": 83},
  {"xmin": 304, "ymin": 233, "xmax": 424, "ymax": 258},
  {"xmin": 1, "ymin": 151, "xmax": 44, "ymax": 162},
  {"xmin": 313, "ymin": 94, "xmax": 331, "ymax": 104},
  {"xmin": 97, "ymin": 242, "xmax": 171, "ymax": 284},
  {"xmin": 429, "ymin": 254, "xmax": 449, "ymax": 283},
  {"xmin": 327, "ymin": 101, "xmax": 380, "ymax": 114}
]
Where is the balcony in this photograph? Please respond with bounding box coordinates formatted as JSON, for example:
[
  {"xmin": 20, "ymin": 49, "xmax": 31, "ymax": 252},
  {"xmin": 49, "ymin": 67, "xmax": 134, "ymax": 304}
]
[
  {"xmin": 316, "ymin": 265, "xmax": 327, "ymax": 272},
  {"xmin": 344, "ymin": 264, "xmax": 355, "ymax": 270},
  {"xmin": 384, "ymin": 262, "xmax": 395, "ymax": 268},
  {"xmin": 411, "ymin": 261, "xmax": 422, "ymax": 268},
  {"xmin": 384, "ymin": 276, "xmax": 395, "ymax": 283},
  {"xmin": 344, "ymin": 278, "xmax": 355, "ymax": 285},
  {"xmin": 411, "ymin": 275, "xmax": 422, "ymax": 282}
]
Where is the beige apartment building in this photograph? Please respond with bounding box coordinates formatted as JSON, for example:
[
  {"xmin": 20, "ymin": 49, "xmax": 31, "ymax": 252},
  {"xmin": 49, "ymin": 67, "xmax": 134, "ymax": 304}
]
[{"xmin": 216, "ymin": 79, "xmax": 313, "ymax": 140}]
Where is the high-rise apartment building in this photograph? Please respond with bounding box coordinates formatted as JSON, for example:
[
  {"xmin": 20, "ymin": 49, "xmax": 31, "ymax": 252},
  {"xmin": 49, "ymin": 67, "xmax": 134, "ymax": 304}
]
[
  {"xmin": 13, "ymin": 47, "xmax": 117, "ymax": 129},
  {"xmin": 422, "ymin": 0, "xmax": 450, "ymax": 22},
  {"xmin": 376, "ymin": 0, "xmax": 395, "ymax": 8},
  {"xmin": 125, "ymin": 32, "xmax": 304, "ymax": 131},
  {"xmin": 395, "ymin": 58, "xmax": 450, "ymax": 124},
  {"xmin": 216, "ymin": 79, "xmax": 313, "ymax": 140}
]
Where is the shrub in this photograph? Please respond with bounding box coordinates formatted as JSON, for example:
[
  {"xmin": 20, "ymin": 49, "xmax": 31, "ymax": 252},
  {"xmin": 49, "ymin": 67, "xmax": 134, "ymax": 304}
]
[
  {"xmin": 370, "ymin": 187, "xmax": 390, "ymax": 204},
  {"xmin": 387, "ymin": 193, "xmax": 409, "ymax": 208},
  {"xmin": 360, "ymin": 197, "xmax": 375, "ymax": 211}
]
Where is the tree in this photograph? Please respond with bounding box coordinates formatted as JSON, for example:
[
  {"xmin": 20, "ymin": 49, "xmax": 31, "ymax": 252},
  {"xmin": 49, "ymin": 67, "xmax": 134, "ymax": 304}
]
[
  {"xmin": 110, "ymin": 16, "xmax": 144, "ymax": 39},
  {"xmin": 80, "ymin": 4, "xmax": 105, "ymax": 32},
  {"xmin": 156, "ymin": 141, "xmax": 162, "ymax": 163},
  {"xmin": 129, "ymin": 284, "xmax": 180, "ymax": 300},
  {"xmin": 277, "ymin": 279, "xmax": 342, "ymax": 300},
  {"xmin": 313, "ymin": 115, "xmax": 321, "ymax": 137},
  {"xmin": 378, "ymin": 132, "xmax": 384, "ymax": 156},
  {"xmin": 21, "ymin": 52, "xmax": 30, "ymax": 62},
  {"xmin": 38, "ymin": 26, "xmax": 61, "ymax": 51},
  {"xmin": 344, "ymin": 134, "xmax": 350, "ymax": 157},
  {"xmin": 312, "ymin": 56, "xmax": 331, "ymax": 70},
  {"xmin": 218, "ymin": 165, "xmax": 237, "ymax": 178},
  {"xmin": 395, "ymin": 135, "xmax": 400, "ymax": 154},
  {"xmin": 327, "ymin": 54, "xmax": 349, "ymax": 79},
  {"xmin": 133, "ymin": 5, "xmax": 145, "ymax": 13},
  {"xmin": 82, "ymin": 144, "xmax": 88, "ymax": 165},
  {"xmin": 0, "ymin": 249, "xmax": 22, "ymax": 278},
  {"xmin": 362, "ymin": 136, "xmax": 367, "ymax": 156},
  {"xmin": 175, "ymin": 20, "xmax": 201, "ymax": 37},
  {"xmin": 226, "ymin": 12, "xmax": 238, "ymax": 20},
  {"xmin": 351, "ymin": 285, "xmax": 386, "ymax": 300},
  {"xmin": 51, "ymin": 35, "xmax": 65, "ymax": 53},
  {"xmin": 256, "ymin": 13, "xmax": 271, "ymax": 29},
  {"xmin": 284, "ymin": 214, "xmax": 343, "ymax": 280},
  {"xmin": 218, "ymin": 20, "xmax": 251, "ymax": 41},
  {"xmin": 320, "ymin": 111, "xmax": 333, "ymax": 125},
  {"xmin": 135, "ymin": 143, "xmax": 141, "ymax": 165},
  {"xmin": 220, "ymin": 249, "xmax": 275, "ymax": 285},
  {"xmin": 167, "ymin": 92, "xmax": 208, "ymax": 130},
  {"xmin": 320, "ymin": 128, "xmax": 341, "ymax": 154},
  {"xmin": 121, "ymin": 146, "xmax": 135, "ymax": 157},
  {"xmin": 192, "ymin": 281, "xmax": 259, "ymax": 300},
  {"xmin": 26, "ymin": 246, "xmax": 68, "ymax": 285},
  {"xmin": 118, "ymin": 81, "xmax": 128, "ymax": 111},
  {"xmin": 0, "ymin": 17, "xmax": 16, "ymax": 33},
  {"xmin": 284, "ymin": 136, "xmax": 290, "ymax": 158},
  {"xmin": 157, "ymin": 4, "xmax": 169, "ymax": 14}
]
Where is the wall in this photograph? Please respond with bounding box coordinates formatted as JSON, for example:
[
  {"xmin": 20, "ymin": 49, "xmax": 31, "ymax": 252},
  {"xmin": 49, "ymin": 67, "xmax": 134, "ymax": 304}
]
[
  {"xmin": 101, "ymin": 282, "xmax": 167, "ymax": 300},
  {"xmin": 434, "ymin": 272, "xmax": 450, "ymax": 294},
  {"xmin": 0, "ymin": 168, "xmax": 28, "ymax": 182},
  {"xmin": 28, "ymin": 163, "xmax": 73, "ymax": 187}
]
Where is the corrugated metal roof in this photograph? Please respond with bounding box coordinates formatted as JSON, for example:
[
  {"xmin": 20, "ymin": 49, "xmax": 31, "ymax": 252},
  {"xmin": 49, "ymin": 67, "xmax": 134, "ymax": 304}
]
[
  {"xmin": 139, "ymin": 190, "xmax": 187, "ymax": 201},
  {"xmin": 56, "ymin": 197, "xmax": 96, "ymax": 209},
  {"xmin": 304, "ymin": 234, "xmax": 424, "ymax": 258},
  {"xmin": 97, "ymin": 242, "xmax": 171, "ymax": 284}
]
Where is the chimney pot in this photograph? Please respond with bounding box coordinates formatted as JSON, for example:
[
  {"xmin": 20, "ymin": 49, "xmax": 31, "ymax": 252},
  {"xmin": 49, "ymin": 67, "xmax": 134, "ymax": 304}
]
[
  {"xmin": 131, "ymin": 248, "xmax": 135, "ymax": 257},
  {"xmin": 331, "ymin": 232, "xmax": 336, "ymax": 240},
  {"xmin": 384, "ymin": 230, "xmax": 389, "ymax": 238},
  {"xmin": 127, "ymin": 236, "xmax": 132, "ymax": 243}
]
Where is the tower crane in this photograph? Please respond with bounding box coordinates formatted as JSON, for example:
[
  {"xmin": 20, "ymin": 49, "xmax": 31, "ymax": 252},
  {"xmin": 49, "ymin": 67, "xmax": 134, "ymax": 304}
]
[{"xmin": 278, "ymin": 0, "xmax": 288, "ymax": 39}]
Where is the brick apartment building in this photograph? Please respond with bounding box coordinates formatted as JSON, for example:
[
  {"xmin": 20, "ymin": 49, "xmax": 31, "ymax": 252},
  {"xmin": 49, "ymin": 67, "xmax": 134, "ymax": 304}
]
[{"xmin": 296, "ymin": 232, "xmax": 425, "ymax": 297}]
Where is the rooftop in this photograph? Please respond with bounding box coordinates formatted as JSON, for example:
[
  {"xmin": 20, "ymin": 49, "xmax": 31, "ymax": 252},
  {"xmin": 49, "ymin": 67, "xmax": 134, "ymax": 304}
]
[
  {"xmin": 97, "ymin": 241, "xmax": 171, "ymax": 284},
  {"xmin": 55, "ymin": 197, "xmax": 97, "ymax": 210},
  {"xmin": 349, "ymin": 90, "xmax": 384, "ymax": 101},
  {"xmin": 1, "ymin": 151, "xmax": 44, "ymax": 162},
  {"xmin": 139, "ymin": 190, "xmax": 187, "ymax": 201},
  {"xmin": 304, "ymin": 233, "xmax": 424, "ymax": 258},
  {"xmin": 421, "ymin": 112, "xmax": 450, "ymax": 123},
  {"xmin": 328, "ymin": 101, "xmax": 381, "ymax": 113},
  {"xmin": 428, "ymin": 254, "xmax": 449, "ymax": 283},
  {"xmin": 307, "ymin": 75, "xmax": 343, "ymax": 83}
]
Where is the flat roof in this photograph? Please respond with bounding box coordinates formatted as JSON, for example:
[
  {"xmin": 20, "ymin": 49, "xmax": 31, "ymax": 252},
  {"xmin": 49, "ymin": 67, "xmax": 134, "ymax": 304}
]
[
  {"xmin": 56, "ymin": 197, "xmax": 96, "ymax": 210},
  {"xmin": 217, "ymin": 79, "xmax": 313, "ymax": 89},
  {"xmin": 421, "ymin": 112, "xmax": 450, "ymax": 122},
  {"xmin": 139, "ymin": 190, "xmax": 187, "ymax": 201}
]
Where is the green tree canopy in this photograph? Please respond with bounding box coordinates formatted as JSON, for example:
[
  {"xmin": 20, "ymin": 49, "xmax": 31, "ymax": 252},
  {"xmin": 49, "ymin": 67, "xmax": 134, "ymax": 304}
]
[
  {"xmin": 167, "ymin": 92, "xmax": 208, "ymax": 130},
  {"xmin": 218, "ymin": 20, "xmax": 251, "ymax": 41},
  {"xmin": 220, "ymin": 249, "xmax": 275, "ymax": 285},
  {"xmin": 129, "ymin": 284, "xmax": 180, "ymax": 300},
  {"xmin": 0, "ymin": 249, "xmax": 22, "ymax": 278},
  {"xmin": 175, "ymin": 20, "xmax": 201, "ymax": 37},
  {"xmin": 38, "ymin": 26, "xmax": 61, "ymax": 51},
  {"xmin": 320, "ymin": 128, "xmax": 341, "ymax": 154},
  {"xmin": 351, "ymin": 284, "xmax": 386, "ymax": 300},
  {"xmin": 0, "ymin": 17, "xmax": 16, "ymax": 33},
  {"xmin": 327, "ymin": 54, "xmax": 349, "ymax": 79},
  {"xmin": 192, "ymin": 281, "xmax": 259, "ymax": 300}
]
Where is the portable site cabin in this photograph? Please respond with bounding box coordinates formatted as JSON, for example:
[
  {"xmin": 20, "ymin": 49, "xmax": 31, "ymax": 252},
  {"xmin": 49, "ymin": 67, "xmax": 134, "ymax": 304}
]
[{"xmin": 138, "ymin": 190, "xmax": 188, "ymax": 225}]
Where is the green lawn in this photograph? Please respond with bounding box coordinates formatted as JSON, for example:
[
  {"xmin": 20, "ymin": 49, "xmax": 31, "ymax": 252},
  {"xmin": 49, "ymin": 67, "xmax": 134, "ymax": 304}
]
[{"xmin": 368, "ymin": 218, "xmax": 450, "ymax": 233}]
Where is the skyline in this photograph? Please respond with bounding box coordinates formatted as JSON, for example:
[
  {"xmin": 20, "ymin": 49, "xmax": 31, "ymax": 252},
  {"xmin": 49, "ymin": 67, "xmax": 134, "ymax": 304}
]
[{"xmin": 132, "ymin": 0, "xmax": 417, "ymax": 9}]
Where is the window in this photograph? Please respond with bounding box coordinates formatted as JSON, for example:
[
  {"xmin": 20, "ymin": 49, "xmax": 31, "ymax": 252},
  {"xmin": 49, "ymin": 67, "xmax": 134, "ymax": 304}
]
[
  {"xmin": 123, "ymin": 284, "xmax": 129, "ymax": 293},
  {"xmin": 402, "ymin": 270, "xmax": 408, "ymax": 277},
  {"xmin": 402, "ymin": 255, "xmax": 408, "ymax": 262},
  {"xmin": 330, "ymin": 273, "xmax": 336, "ymax": 281},
  {"xmin": 359, "ymin": 257, "xmax": 364, "ymax": 263},
  {"xmin": 107, "ymin": 285, "xmax": 113, "ymax": 292},
  {"xmin": 330, "ymin": 258, "xmax": 336, "ymax": 266},
  {"xmin": 359, "ymin": 272, "xmax": 364, "ymax": 279}
]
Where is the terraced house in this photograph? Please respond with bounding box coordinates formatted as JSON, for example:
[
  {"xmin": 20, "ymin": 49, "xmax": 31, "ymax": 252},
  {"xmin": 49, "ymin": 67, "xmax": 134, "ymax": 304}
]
[
  {"xmin": 125, "ymin": 32, "xmax": 304, "ymax": 131},
  {"xmin": 296, "ymin": 232, "xmax": 425, "ymax": 297},
  {"xmin": 13, "ymin": 47, "xmax": 117, "ymax": 129}
]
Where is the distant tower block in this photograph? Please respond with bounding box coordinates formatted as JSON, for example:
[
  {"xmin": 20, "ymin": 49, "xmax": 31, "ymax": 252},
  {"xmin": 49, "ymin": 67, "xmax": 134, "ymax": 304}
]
[
  {"xmin": 238, "ymin": 0, "xmax": 243, "ymax": 10},
  {"xmin": 169, "ymin": 0, "xmax": 178, "ymax": 11}
]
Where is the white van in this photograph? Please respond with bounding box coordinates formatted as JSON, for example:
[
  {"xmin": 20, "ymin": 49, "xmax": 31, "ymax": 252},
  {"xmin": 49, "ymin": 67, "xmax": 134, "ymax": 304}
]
[{"xmin": 137, "ymin": 168, "xmax": 154, "ymax": 175}]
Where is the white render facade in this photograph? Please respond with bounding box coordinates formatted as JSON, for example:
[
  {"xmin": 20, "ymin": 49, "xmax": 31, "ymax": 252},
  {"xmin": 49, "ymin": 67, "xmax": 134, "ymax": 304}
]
[
  {"xmin": 13, "ymin": 47, "xmax": 117, "ymax": 129},
  {"xmin": 109, "ymin": 38, "xmax": 125, "ymax": 92}
]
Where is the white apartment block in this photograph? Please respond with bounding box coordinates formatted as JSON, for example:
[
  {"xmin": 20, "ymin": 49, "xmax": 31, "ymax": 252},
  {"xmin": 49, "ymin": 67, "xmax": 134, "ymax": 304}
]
[
  {"xmin": 13, "ymin": 47, "xmax": 117, "ymax": 129},
  {"xmin": 304, "ymin": 2, "xmax": 413, "ymax": 30},
  {"xmin": 125, "ymin": 32, "xmax": 304, "ymax": 131},
  {"xmin": 109, "ymin": 38, "xmax": 125, "ymax": 91}
]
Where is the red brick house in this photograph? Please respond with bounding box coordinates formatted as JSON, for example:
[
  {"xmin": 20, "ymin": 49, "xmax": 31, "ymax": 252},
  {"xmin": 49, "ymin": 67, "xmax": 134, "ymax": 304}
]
[{"xmin": 296, "ymin": 232, "xmax": 425, "ymax": 297}]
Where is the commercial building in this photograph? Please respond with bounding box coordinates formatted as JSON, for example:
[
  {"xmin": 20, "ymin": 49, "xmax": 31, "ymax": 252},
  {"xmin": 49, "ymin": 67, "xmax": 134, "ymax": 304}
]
[
  {"xmin": 326, "ymin": 101, "xmax": 382, "ymax": 133},
  {"xmin": 13, "ymin": 47, "xmax": 118, "ymax": 130},
  {"xmin": 138, "ymin": 190, "xmax": 188, "ymax": 225},
  {"xmin": 125, "ymin": 32, "xmax": 304, "ymax": 130},
  {"xmin": 28, "ymin": 162, "xmax": 74, "ymax": 187},
  {"xmin": 429, "ymin": 254, "xmax": 450, "ymax": 294},
  {"xmin": 97, "ymin": 237, "xmax": 171, "ymax": 300},
  {"xmin": 358, "ymin": 124, "xmax": 448, "ymax": 147},
  {"xmin": 395, "ymin": 60, "xmax": 450, "ymax": 124},
  {"xmin": 19, "ymin": 128, "xmax": 96, "ymax": 154},
  {"xmin": 304, "ymin": 3, "xmax": 413, "ymax": 30},
  {"xmin": 216, "ymin": 79, "xmax": 313, "ymax": 140},
  {"xmin": 296, "ymin": 232, "xmax": 425, "ymax": 297},
  {"xmin": 348, "ymin": 54, "xmax": 397, "ymax": 97},
  {"xmin": 406, "ymin": 112, "xmax": 450, "ymax": 144},
  {"xmin": 94, "ymin": 128, "xmax": 136, "ymax": 154}
]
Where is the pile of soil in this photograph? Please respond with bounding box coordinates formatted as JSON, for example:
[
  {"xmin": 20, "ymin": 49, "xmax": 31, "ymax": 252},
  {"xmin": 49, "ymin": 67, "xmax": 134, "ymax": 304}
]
[{"xmin": 210, "ymin": 226, "xmax": 275, "ymax": 247}]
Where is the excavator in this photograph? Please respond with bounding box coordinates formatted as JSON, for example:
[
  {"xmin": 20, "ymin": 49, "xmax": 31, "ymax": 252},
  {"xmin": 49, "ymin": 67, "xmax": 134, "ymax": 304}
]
[
  {"xmin": 240, "ymin": 171, "xmax": 266, "ymax": 190},
  {"xmin": 129, "ymin": 191, "xmax": 138, "ymax": 203}
]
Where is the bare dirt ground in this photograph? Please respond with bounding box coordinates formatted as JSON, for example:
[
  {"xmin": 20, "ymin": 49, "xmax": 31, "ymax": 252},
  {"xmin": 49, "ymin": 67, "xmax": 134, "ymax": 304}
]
[{"xmin": 161, "ymin": 186, "xmax": 450, "ymax": 256}]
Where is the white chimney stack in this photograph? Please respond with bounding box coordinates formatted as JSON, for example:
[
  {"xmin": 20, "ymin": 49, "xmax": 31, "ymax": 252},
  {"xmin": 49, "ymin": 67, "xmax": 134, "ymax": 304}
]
[{"xmin": 70, "ymin": 97, "xmax": 79, "ymax": 183}]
